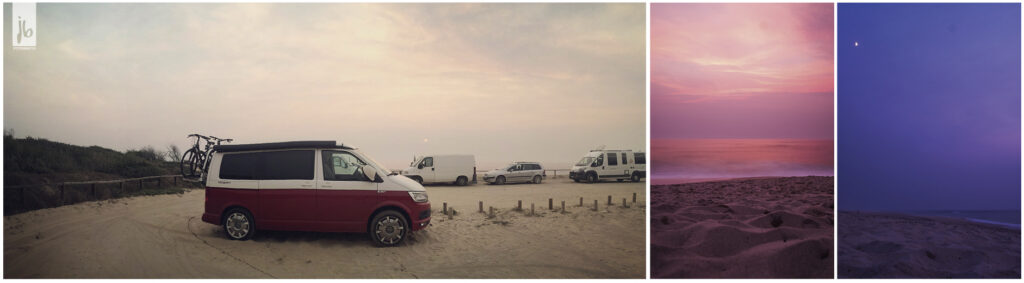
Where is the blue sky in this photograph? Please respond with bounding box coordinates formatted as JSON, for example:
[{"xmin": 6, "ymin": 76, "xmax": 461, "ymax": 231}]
[{"xmin": 838, "ymin": 3, "xmax": 1021, "ymax": 211}]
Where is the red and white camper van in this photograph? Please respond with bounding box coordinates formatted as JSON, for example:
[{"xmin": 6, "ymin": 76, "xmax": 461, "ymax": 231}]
[{"xmin": 200, "ymin": 141, "xmax": 430, "ymax": 246}]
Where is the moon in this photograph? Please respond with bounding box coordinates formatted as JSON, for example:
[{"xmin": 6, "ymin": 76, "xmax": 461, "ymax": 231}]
[
  {"xmin": 423, "ymin": 138, "xmax": 429, "ymax": 143},
  {"xmin": 854, "ymin": 41, "xmax": 859, "ymax": 47}
]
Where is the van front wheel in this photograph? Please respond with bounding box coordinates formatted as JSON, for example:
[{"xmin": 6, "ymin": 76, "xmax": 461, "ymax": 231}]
[
  {"xmin": 370, "ymin": 210, "xmax": 408, "ymax": 247},
  {"xmin": 586, "ymin": 173, "xmax": 598, "ymax": 183},
  {"xmin": 495, "ymin": 176, "xmax": 506, "ymax": 185},
  {"xmin": 223, "ymin": 208, "xmax": 254, "ymax": 241},
  {"xmin": 455, "ymin": 176, "xmax": 468, "ymax": 186}
]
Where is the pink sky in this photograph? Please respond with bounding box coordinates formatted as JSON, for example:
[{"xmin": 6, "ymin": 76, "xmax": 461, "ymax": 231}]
[{"xmin": 651, "ymin": 3, "xmax": 834, "ymax": 139}]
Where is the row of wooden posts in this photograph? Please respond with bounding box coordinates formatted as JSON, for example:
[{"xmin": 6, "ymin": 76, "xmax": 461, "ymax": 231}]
[{"xmin": 435, "ymin": 192, "xmax": 640, "ymax": 219}]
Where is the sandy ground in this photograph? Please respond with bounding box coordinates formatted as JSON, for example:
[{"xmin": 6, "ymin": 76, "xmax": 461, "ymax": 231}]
[
  {"xmin": 838, "ymin": 211, "xmax": 1020, "ymax": 278},
  {"xmin": 4, "ymin": 178, "xmax": 645, "ymax": 279},
  {"xmin": 650, "ymin": 176, "xmax": 834, "ymax": 278}
]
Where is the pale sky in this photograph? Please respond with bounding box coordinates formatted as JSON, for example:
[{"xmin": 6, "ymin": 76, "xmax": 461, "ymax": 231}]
[{"xmin": 3, "ymin": 3, "xmax": 646, "ymax": 170}]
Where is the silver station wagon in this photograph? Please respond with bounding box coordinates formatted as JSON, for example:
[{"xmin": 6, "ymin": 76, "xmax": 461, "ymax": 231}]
[{"xmin": 483, "ymin": 162, "xmax": 545, "ymax": 185}]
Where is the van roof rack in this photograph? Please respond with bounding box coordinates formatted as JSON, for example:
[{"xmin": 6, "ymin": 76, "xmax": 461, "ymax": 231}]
[{"xmin": 214, "ymin": 141, "xmax": 352, "ymax": 152}]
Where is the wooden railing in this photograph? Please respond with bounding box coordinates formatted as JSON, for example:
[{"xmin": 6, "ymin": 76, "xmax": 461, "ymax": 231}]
[{"xmin": 4, "ymin": 175, "xmax": 201, "ymax": 215}]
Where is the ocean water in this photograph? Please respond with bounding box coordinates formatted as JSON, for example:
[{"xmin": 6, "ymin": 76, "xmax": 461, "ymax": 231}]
[
  {"xmin": 908, "ymin": 210, "xmax": 1022, "ymax": 230},
  {"xmin": 651, "ymin": 138, "xmax": 834, "ymax": 184}
]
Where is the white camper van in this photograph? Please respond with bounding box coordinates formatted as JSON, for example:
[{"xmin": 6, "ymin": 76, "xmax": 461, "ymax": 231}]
[
  {"xmin": 402, "ymin": 154, "xmax": 476, "ymax": 186},
  {"xmin": 569, "ymin": 149, "xmax": 646, "ymax": 183}
]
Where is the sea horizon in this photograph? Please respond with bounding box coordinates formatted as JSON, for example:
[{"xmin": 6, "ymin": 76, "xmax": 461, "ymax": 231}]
[{"xmin": 651, "ymin": 138, "xmax": 834, "ymax": 185}]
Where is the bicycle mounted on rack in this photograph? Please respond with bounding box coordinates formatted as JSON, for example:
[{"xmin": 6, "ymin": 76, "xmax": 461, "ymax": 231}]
[{"xmin": 180, "ymin": 134, "xmax": 233, "ymax": 180}]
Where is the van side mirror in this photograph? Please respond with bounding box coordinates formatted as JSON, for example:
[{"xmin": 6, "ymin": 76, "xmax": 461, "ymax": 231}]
[
  {"xmin": 363, "ymin": 166, "xmax": 381, "ymax": 183},
  {"xmin": 591, "ymin": 161, "xmax": 599, "ymax": 167}
]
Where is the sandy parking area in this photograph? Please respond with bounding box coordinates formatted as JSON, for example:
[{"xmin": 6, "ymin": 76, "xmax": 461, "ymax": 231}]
[{"xmin": 4, "ymin": 178, "xmax": 645, "ymax": 279}]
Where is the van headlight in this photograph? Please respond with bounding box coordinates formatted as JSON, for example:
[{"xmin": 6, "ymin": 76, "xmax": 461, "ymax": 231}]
[{"xmin": 409, "ymin": 191, "xmax": 429, "ymax": 203}]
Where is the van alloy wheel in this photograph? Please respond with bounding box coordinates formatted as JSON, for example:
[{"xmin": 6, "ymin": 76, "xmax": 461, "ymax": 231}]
[
  {"xmin": 225, "ymin": 212, "xmax": 250, "ymax": 239},
  {"xmin": 375, "ymin": 215, "xmax": 406, "ymax": 245}
]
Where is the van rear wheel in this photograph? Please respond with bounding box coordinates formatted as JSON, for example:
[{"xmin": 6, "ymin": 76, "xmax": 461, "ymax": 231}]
[
  {"xmin": 455, "ymin": 176, "xmax": 468, "ymax": 186},
  {"xmin": 532, "ymin": 175, "xmax": 542, "ymax": 184},
  {"xmin": 223, "ymin": 208, "xmax": 254, "ymax": 241},
  {"xmin": 631, "ymin": 173, "xmax": 641, "ymax": 182},
  {"xmin": 370, "ymin": 210, "xmax": 408, "ymax": 247}
]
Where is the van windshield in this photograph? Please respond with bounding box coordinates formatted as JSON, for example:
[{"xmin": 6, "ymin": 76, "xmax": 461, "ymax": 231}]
[{"xmin": 575, "ymin": 157, "xmax": 595, "ymax": 166}]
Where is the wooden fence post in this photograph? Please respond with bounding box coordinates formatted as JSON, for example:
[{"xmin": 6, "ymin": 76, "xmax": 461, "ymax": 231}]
[
  {"xmin": 561, "ymin": 201, "xmax": 565, "ymax": 212},
  {"xmin": 489, "ymin": 206, "xmax": 494, "ymax": 217},
  {"xmin": 59, "ymin": 184, "xmax": 64, "ymax": 206},
  {"xmin": 579, "ymin": 197, "xmax": 583, "ymax": 207},
  {"xmin": 119, "ymin": 181, "xmax": 124, "ymax": 196},
  {"xmin": 530, "ymin": 203, "xmax": 534, "ymax": 215},
  {"xmin": 157, "ymin": 177, "xmax": 162, "ymax": 188},
  {"xmin": 607, "ymin": 195, "xmax": 612, "ymax": 205},
  {"xmin": 174, "ymin": 176, "xmax": 178, "ymax": 187},
  {"xmin": 443, "ymin": 202, "xmax": 447, "ymax": 214},
  {"xmin": 517, "ymin": 200, "xmax": 522, "ymax": 211},
  {"xmin": 139, "ymin": 179, "xmax": 143, "ymax": 191},
  {"xmin": 91, "ymin": 183, "xmax": 96, "ymax": 200},
  {"xmin": 479, "ymin": 201, "xmax": 483, "ymax": 213},
  {"xmin": 633, "ymin": 193, "xmax": 637, "ymax": 203},
  {"xmin": 548, "ymin": 198, "xmax": 553, "ymax": 210},
  {"xmin": 593, "ymin": 200, "xmax": 598, "ymax": 211},
  {"xmin": 623, "ymin": 198, "xmax": 627, "ymax": 208}
]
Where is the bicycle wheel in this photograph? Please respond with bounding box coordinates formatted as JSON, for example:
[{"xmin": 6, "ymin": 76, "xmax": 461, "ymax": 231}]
[{"xmin": 180, "ymin": 148, "xmax": 201, "ymax": 178}]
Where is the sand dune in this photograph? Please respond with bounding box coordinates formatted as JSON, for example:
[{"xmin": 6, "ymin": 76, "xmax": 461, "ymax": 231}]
[
  {"xmin": 4, "ymin": 179, "xmax": 644, "ymax": 279},
  {"xmin": 838, "ymin": 211, "xmax": 1020, "ymax": 278},
  {"xmin": 651, "ymin": 176, "xmax": 834, "ymax": 278}
]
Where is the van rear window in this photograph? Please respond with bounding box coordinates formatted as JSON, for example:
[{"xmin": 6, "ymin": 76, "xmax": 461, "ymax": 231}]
[
  {"xmin": 220, "ymin": 152, "xmax": 258, "ymax": 180},
  {"xmin": 261, "ymin": 150, "xmax": 315, "ymax": 180},
  {"xmin": 634, "ymin": 153, "xmax": 646, "ymax": 164}
]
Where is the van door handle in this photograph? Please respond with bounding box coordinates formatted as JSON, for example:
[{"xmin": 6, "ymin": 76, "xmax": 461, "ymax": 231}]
[
  {"xmin": 217, "ymin": 181, "xmax": 231, "ymax": 184},
  {"xmin": 301, "ymin": 184, "xmax": 312, "ymax": 188},
  {"xmin": 431, "ymin": 168, "xmax": 435, "ymax": 171}
]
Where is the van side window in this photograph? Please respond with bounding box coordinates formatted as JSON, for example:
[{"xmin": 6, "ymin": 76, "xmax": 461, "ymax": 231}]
[
  {"xmin": 261, "ymin": 150, "xmax": 315, "ymax": 180},
  {"xmin": 421, "ymin": 157, "xmax": 433, "ymax": 167},
  {"xmin": 621, "ymin": 153, "xmax": 628, "ymax": 165},
  {"xmin": 634, "ymin": 153, "xmax": 646, "ymax": 164},
  {"xmin": 220, "ymin": 152, "xmax": 258, "ymax": 180},
  {"xmin": 608, "ymin": 153, "xmax": 618, "ymax": 166},
  {"xmin": 323, "ymin": 151, "xmax": 369, "ymax": 181}
]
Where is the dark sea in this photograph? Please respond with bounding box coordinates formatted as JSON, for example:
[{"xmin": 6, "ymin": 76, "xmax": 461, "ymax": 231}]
[
  {"xmin": 908, "ymin": 210, "xmax": 1022, "ymax": 229},
  {"xmin": 651, "ymin": 138, "xmax": 834, "ymax": 184}
]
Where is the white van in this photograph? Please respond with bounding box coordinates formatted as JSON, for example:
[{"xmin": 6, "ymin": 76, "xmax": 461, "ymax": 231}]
[
  {"xmin": 569, "ymin": 149, "xmax": 646, "ymax": 183},
  {"xmin": 402, "ymin": 154, "xmax": 476, "ymax": 186}
]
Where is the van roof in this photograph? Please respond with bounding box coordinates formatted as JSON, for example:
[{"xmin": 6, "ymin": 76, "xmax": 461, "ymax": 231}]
[{"xmin": 214, "ymin": 141, "xmax": 353, "ymax": 153}]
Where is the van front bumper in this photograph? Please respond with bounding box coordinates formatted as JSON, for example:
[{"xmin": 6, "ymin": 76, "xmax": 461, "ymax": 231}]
[{"xmin": 410, "ymin": 202, "xmax": 431, "ymax": 231}]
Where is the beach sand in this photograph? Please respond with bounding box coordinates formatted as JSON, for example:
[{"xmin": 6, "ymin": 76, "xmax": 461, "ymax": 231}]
[
  {"xmin": 650, "ymin": 176, "xmax": 834, "ymax": 278},
  {"xmin": 838, "ymin": 211, "xmax": 1021, "ymax": 278},
  {"xmin": 4, "ymin": 179, "xmax": 644, "ymax": 278}
]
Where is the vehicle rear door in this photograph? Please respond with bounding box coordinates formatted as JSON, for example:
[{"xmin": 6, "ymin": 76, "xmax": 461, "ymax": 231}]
[{"xmin": 316, "ymin": 150, "xmax": 379, "ymax": 232}]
